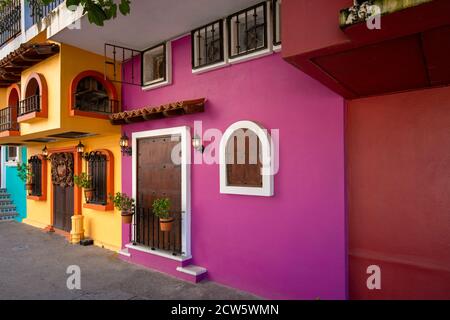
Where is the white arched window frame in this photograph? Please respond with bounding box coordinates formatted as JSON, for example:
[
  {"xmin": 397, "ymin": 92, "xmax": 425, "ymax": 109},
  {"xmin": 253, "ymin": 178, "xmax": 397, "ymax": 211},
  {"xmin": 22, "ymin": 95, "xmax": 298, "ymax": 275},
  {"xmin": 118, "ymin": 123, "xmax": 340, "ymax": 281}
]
[{"xmin": 220, "ymin": 120, "xmax": 274, "ymax": 197}]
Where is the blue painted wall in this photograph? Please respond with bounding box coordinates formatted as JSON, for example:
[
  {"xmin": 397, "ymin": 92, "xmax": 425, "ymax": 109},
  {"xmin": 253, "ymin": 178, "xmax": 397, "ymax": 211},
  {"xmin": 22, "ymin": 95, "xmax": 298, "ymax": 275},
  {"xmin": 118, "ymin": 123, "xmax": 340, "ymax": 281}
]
[{"xmin": 5, "ymin": 148, "xmax": 27, "ymax": 222}]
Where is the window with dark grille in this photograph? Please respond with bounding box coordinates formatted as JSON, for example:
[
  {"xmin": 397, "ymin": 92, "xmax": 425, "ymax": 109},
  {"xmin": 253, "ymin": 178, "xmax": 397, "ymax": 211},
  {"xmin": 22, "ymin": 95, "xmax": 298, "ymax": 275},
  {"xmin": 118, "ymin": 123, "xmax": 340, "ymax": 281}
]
[
  {"xmin": 192, "ymin": 20, "xmax": 224, "ymax": 69},
  {"xmin": 226, "ymin": 129, "xmax": 263, "ymax": 187},
  {"xmin": 29, "ymin": 156, "xmax": 42, "ymax": 197},
  {"xmin": 87, "ymin": 152, "xmax": 107, "ymax": 205},
  {"xmin": 7, "ymin": 146, "xmax": 18, "ymax": 162},
  {"xmin": 75, "ymin": 77, "xmax": 116, "ymax": 114},
  {"xmin": 228, "ymin": 2, "xmax": 268, "ymax": 59},
  {"xmin": 142, "ymin": 43, "xmax": 167, "ymax": 86},
  {"xmin": 273, "ymin": 0, "xmax": 282, "ymax": 46}
]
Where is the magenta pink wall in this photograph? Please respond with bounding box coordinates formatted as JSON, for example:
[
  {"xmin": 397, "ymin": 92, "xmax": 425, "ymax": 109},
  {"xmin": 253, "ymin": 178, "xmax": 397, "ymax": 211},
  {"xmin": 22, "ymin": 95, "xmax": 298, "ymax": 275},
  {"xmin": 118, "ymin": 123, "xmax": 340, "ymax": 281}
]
[{"xmin": 121, "ymin": 36, "xmax": 346, "ymax": 300}]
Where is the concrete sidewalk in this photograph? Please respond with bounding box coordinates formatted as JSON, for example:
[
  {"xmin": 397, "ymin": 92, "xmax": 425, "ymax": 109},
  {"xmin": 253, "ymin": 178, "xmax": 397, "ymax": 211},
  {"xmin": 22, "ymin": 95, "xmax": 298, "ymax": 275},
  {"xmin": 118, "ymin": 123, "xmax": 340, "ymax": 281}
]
[{"xmin": 0, "ymin": 221, "xmax": 258, "ymax": 300}]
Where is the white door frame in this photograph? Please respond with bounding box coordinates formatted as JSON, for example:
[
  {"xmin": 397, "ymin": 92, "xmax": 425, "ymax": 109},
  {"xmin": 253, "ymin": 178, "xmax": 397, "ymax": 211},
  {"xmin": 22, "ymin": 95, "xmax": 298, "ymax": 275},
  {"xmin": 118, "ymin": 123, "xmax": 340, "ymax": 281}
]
[{"xmin": 131, "ymin": 126, "xmax": 191, "ymax": 258}]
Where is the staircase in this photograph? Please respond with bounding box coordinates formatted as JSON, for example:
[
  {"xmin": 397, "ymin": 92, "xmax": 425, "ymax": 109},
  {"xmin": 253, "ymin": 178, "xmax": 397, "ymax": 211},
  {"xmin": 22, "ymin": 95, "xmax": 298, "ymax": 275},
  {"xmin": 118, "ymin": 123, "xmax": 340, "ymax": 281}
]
[{"xmin": 0, "ymin": 189, "xmax": 19, "ymax": 221}]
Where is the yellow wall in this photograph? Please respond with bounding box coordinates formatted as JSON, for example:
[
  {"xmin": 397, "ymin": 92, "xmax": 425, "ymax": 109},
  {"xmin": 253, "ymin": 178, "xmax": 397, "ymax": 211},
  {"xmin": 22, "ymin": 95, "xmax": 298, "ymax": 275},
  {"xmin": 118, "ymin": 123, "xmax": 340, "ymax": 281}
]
[
  {"xmin": 0, "ymin": 88, "xmax": 7, "ymax": 108},
  {"xmin": 20, "ymin": 53, "xmax": 61, "ymax": 136},
  {"xmin": 23, "ymin": 134, "xmax": 123, "ymax": 251}
]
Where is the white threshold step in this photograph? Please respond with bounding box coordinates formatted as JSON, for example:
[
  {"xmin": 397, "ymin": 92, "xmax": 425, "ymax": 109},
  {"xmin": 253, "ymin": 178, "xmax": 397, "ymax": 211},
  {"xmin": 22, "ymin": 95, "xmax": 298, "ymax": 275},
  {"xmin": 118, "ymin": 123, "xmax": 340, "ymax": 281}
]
[{"xmin": 176, "ymin": 265, "xmax": 207, "ymax": 276}]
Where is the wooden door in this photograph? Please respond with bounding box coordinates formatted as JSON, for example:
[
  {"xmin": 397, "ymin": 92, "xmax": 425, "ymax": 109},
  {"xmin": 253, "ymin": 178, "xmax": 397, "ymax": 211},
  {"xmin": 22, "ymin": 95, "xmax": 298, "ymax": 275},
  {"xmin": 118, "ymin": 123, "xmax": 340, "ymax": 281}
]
[
  {"xmin": 51, "ymin": 153, "xmax": 75, "ymax": 233},
  {"xmin": 53, "ymin": 185, "xmax": 74, "ymax": 232},
  {"xmin": 135, "ymin": 135, "xmax": 182, "ymax": 254}
]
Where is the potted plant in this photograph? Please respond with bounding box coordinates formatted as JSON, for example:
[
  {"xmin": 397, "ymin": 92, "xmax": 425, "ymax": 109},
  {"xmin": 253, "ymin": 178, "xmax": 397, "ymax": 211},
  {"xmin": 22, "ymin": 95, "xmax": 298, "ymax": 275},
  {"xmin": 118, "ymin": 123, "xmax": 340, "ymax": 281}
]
[
  {"xmin": 110, "ymin": 192, "xmax": 135, "ymax": 224},
  {"xmin": 17, "ymin": 163, "xmax": 34, "ymax": 191},
  {"xmin": 152, "ymin": 198, "xmax": 174, "ymax": 232},
  {"xmin": 74, "ymin": 173, "xmax": 95, "ymax": 202}
]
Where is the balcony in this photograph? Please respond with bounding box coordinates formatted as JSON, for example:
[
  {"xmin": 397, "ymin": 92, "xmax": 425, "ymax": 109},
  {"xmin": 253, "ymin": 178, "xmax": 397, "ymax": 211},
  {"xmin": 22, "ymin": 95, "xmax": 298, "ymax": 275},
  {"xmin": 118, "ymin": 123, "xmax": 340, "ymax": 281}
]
[
  {"xmin": 19, "ymin": 95, "xmax": 41, "ymax": 116},
  {"xmin": 0, "ymin": 106, "xmax": 19, "ymax": 135},
  {"xmin": 29, "ymin": 0, "xmax": 65, "ymax": 25},
  {"xmin": 0, "ymin": 0, "xmax": 21, "ymax": 47}
]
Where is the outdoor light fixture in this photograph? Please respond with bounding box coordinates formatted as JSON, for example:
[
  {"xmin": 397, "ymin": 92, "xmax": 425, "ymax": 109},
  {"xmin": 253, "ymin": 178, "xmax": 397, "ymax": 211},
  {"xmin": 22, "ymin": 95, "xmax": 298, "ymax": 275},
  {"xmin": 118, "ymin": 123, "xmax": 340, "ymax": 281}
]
[
  {"xmin": 42, "ymin": 145, "xmax": 49, "ymax": 160},
  {"xmin": 192, "ymin": 134, "xmax": 205, "ymax": 153},
  {"xmin": 120, "ymin": 134, "xmax": 132, "ymax": 156},
  {"xmin": 76, "ymin": 141, "xmax": 85, "ymax": 154}
]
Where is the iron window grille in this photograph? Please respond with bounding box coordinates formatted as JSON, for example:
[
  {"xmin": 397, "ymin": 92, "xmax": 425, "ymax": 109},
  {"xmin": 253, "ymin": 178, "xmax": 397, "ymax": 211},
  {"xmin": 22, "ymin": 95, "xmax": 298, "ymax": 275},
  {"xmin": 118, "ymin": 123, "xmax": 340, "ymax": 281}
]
[
  {"xmin": 0, "ymin": 0, "xmax": 21, "ymax": 48},
  {"xmin": 273, "ymin": 0, "xmax": 281, "ymax": 46},
  {"xmin": 74, "ymin": 76, "xmax": 117, "ymax": 114},
  {"xmin": 142, "ymin": 43, "xmax": 167, "ymax": 87},
  {"xmin": 29, "ymin": 156, "xmax": 42, "ymax": 197},
  {"xmin": 133, "ymin": 207, "xmax": 183, "ymax": 256},
  {"xmin": 227, "ymin": 2, "xmax": 268, "ymax": 59},
  {"xmin": 86, "ymin": 151, "xmax": 107, "ymax": 205},
  {"xmin": 191, "ymin": 20, "xmax": 225, "ymax": 70}
]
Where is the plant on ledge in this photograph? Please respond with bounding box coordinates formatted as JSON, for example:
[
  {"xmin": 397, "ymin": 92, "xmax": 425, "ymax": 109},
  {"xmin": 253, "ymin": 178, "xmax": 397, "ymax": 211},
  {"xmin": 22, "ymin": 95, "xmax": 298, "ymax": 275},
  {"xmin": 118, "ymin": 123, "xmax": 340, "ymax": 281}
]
[
  {"xmin": 17, "ymin": 163, "xmax": 34, "ymax": 191},
  {"xmin": 109, "ymin": 192, "xmax": 135, "ymax": 224},
  {"xmin": 74, "ymin": 173, "xmax": 94, "ymax": 203},
  {"xmin": 152, "ymin": 198, "xmax": 174, "ymax": 232}
]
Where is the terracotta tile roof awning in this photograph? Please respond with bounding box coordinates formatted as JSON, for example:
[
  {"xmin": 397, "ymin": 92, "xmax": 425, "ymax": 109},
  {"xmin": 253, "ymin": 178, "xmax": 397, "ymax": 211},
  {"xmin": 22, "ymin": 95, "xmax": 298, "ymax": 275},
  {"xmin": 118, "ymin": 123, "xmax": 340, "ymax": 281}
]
[
  {"xmin": 0, "ymin": 43, "xmax": 60, "ymax": 87},
  {"xmin": 110, "ymin": 98, "xmax": 206, "ymax": 125}
]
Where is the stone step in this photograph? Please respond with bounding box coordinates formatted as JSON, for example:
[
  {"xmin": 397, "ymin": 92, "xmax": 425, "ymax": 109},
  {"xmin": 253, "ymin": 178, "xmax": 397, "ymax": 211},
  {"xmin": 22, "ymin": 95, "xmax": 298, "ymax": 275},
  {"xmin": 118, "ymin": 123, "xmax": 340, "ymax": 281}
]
[
  {"xmin": 0, "ymin": 212, "xmax": 18, "ymax": 221},
  {"xmin": 176, "ymin": 265, "xmax": 208, "ymax": 283},
  {"xmin": 0, "ymin": 205, "xmax": 17, "ymax": 213},
  {"xmin": 0, "ymin": 199, "xmax": 13, "ymax": 205},
  {"xmin": 0, "ymin": 194, "xmax": 11, "ymax": 199}
]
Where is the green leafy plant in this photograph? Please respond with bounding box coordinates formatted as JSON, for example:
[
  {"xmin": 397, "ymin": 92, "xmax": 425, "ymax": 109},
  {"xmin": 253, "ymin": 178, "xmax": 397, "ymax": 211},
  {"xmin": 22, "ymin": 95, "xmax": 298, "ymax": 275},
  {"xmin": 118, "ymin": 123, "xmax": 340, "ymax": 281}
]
[
  {"xmin": 152, "ymin": 198, "xmax": 171, "ymax": 219},
  {"xmin": 109, "ymin": 192, "xmax": 134, "ymax": 212},
  {"xmin": 73, "ymin": 173, "xmax": 92, "ymax": 189},
  {"xmin": 0, "ymin": 0, "xmax": 131, "ymax": 26},
  {"xmin": 17, "ymin": 163, "xmax": 33, "ymax": 183}
]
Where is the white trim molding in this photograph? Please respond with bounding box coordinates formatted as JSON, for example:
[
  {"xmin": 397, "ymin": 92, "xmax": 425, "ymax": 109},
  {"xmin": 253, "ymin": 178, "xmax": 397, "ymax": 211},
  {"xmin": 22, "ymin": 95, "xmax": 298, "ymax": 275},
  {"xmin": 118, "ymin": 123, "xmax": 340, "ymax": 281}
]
[
  {"xmin": 142, "ymin": 41, "xmax": 172, "ymax": 91},
  {"xmin": 132, "ymin": 126, "xmax": 191, "ymax": 258},
  {"xmin": 220, "ymin": 120, "xmax": 274, "ymax": 197}
]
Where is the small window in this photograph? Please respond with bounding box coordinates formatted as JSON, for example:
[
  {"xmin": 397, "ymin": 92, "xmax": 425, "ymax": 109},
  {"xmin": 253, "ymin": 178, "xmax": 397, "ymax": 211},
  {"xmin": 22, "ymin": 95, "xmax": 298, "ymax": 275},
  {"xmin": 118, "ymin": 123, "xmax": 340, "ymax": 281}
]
[
  {"xmin": 228, "ymin": 2, "xmax": 268, "ymax": 59},
  {"xmin": 273, "ymin": 0, "xmax": 281, "ymax": 47},
  {"xmin": 86, "ymin": 151, "xmax": 107, "ymax": 205},
  {"xmin": 192, "ymin": 20, "xmax": 225, "ymax": 70},
  {"xmin": 220, "ymin": 121, "xmax": 274, "ymax": 197},
  {"xmin": 7, "ymin": 146, "xmax": 19, "ymax": 162},
  {"xmin": 29, "ymin": 156, "xmax": 42, "ymax": 197},
  {"xmin": 142, "ymin": 43, "xmax": 171, "ymax": 88}
]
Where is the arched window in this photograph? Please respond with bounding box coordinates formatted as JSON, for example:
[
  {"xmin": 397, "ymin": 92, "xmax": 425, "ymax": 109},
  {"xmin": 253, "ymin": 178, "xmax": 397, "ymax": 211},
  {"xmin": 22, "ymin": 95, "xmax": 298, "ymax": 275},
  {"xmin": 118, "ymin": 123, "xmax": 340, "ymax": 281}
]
[
  {"xmin": 18, "ymin": 73, "xmax": 48, "ymax": 121},
  {"xmin": 70, "ymin": 71, "xmax": 118, "ymax": 118},
  {"xmin": 0, "ymin": 84, "xmax": 20, "ymax": 134},
  {"xmin": 220, "ymin": 121, "xmax": 274, "ymax": 196}
]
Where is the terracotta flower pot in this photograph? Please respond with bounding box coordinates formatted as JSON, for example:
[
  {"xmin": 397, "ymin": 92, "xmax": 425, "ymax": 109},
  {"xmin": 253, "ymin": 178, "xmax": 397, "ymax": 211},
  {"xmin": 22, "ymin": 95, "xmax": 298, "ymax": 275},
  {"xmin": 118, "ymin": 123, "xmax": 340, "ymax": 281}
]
[
  {"xmin": 25, "ymin": 183, "xmax": 34, "ymax": 191},
  {"xmin": 159, "ymin": 217, "xmax": 174, "ymax": 232},
  {"xmin": 122, "ymin": 211, "xmax": 134, "ymax": 224},
  {"xmin": 84, "ymin": 188, "xmax": 95, "ymax": 202}
]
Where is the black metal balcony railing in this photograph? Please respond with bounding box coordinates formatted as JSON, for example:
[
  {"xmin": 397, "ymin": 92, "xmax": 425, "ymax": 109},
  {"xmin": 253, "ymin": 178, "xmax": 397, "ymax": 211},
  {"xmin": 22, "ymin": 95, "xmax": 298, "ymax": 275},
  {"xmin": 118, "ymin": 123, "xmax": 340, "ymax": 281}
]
[
  {"xmin": 30, "ymin": 0, "xmax": 64, "ymax": 25},
  {"xmin": 0, "ymin": 106, "xmax": 19, "ymax": 132},
  {"xmin": 74, "ymin": 98, "xmax": 119, "ymax": 114},
  {"xmin": 0, "ymin": 0, "xmax": 21, "ymax": 47},
  {"xmin": 133, "ymin": 207, "xmax": 182, "ymax": 256},
  {"xmin": 19, "ymin": 95, "xmax": 41, "ymax": 116}
]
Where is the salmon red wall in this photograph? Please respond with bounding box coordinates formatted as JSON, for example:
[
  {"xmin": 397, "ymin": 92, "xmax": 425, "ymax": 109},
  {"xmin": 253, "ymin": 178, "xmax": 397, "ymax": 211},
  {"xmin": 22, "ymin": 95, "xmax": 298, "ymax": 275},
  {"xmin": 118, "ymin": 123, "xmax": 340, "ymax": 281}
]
[
  {"xmin": 121, "ymin": 36, "xmax": 346, "ymax": 299},
  {"xmin": 347, "ymin": 86, "xmax": 450, "ymax": 299}
]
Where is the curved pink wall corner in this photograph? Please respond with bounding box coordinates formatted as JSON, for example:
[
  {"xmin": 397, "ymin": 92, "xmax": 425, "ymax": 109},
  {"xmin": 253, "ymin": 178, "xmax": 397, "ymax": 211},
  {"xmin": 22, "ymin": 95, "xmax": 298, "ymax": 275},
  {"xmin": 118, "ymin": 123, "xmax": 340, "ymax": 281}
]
[{"xmin": 121, "ymin": 36, "xmax": 346, "ymax": 300}]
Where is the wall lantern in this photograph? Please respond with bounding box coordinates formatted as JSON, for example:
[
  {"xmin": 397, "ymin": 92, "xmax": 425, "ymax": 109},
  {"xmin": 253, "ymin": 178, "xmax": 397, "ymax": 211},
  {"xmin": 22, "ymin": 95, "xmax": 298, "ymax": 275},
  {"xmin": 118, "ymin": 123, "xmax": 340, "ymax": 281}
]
[
  {"xmin": 120, "ymin": 134, "xmax": 132, "ymax": 156},
  {"xmin": 42, "ymin": 145, "xmax": 49, "ymax": 160},
  {"xmin": 76, "ymin": 141, "xmax": 85, "ymax": 154},
  {"xmin": 192, "ymin": 134, "xmax": 205, "ymax": 153}
]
